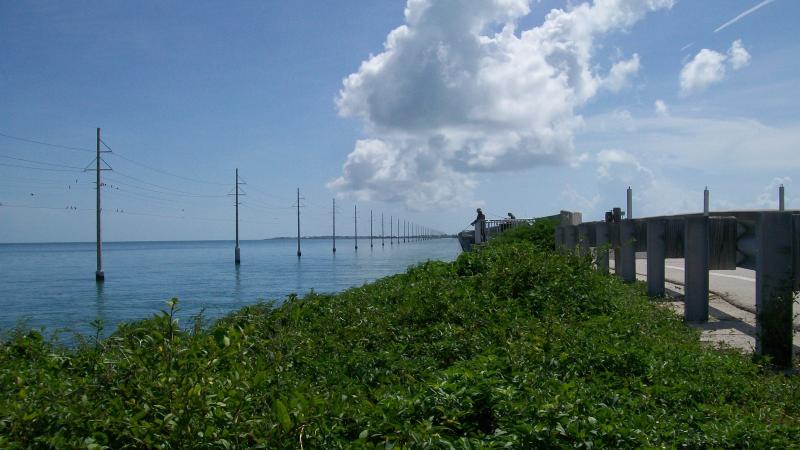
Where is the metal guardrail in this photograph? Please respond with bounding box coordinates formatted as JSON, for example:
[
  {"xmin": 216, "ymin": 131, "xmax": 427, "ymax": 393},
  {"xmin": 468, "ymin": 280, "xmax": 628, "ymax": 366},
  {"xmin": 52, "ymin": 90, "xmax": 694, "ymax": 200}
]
[
  {"xmin": 554, "ymin": 208, "xmax": 800, "ymax": 367},
  {"xmin": 459, "ymin": 215, "xmax": 561, "ymax": 252},
  {"xmin": 481, "ymin": 218, "xmax": 537, "ymax": 242}
]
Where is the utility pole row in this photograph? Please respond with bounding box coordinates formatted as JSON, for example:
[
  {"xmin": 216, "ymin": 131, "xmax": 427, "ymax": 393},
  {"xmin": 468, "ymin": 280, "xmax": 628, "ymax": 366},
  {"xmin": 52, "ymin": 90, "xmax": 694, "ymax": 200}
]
[{"xmin": 82, "ymin": 128, "xmax": 448, "ymax": 281}]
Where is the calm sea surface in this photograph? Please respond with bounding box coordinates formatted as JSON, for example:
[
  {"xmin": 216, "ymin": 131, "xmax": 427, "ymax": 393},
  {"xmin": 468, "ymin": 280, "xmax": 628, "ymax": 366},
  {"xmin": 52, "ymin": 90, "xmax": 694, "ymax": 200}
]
[{"xmin": 0, "ymin": 238, "xmax": 460, "ymax": 338}]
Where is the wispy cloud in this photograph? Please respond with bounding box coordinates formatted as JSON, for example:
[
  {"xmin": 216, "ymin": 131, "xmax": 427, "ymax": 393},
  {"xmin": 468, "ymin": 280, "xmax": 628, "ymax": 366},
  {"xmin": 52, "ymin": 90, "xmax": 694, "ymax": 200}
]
[
  {"xmin": 714, "ymin": 0, "xmax": 775, "ymax": 33},
  {"xmin": 559, "ymin": 185, "xmax": 601, "ymax": 212},
  {"xmin": 582, "ymin": 111, "xmax": 800, "ymax": 172},
  {"xmin": 680, "ymin": 42, "xmax": 694, "ymax": 52},
  {"xmin": 754, "ymin": 177, "xmax": 792, "ymax": 209}
]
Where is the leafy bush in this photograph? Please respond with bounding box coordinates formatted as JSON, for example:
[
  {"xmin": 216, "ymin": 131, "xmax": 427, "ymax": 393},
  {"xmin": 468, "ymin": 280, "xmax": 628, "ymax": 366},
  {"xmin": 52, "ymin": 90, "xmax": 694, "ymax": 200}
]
[
  {"xmin": 1, "ymin": 233, "xmax": 798, "ymax": 448},
  {"xmin": 489, "ymin": 218, "xmax": 557, "ymax": 250}
]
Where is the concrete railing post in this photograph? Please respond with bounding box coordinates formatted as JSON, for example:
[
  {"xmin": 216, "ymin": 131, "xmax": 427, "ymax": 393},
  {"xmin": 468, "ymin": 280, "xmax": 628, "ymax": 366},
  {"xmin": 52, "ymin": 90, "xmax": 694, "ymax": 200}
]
[
  {"xmin": 684, "ymin": 216, "xmax": 710, "ymax": 322},
  {"xmin": 794, "ymin": 214, "xmax": 800, "ymax": 291},
  {"xmin": 554, "ymin": 226, "xmax": 564, "ymax": 250},
  {"xmin": 564, "ymin": 225, "xmax": 577, "ymax": 251},
  {"xmin": 609, "ymin": 223, "xmax": 621, "ymax": 275},
  {"xmin": 627, "ymin": 187, "xmax": 633, "ymax": 220},
  {"xmin": 755, "ymin": 212, "xmax": 795, "ymax": 367},
  {"xmin": 646, "ymin": 219, "xmax": 666, "ymax": 297},
  {"xmin": 595, "ymin": 222, "xmax": 609, "ymax": 273},
  {"xmin": 475, "ymin": 219, "xmax": 484, "ymax": 244},
  {"xmin": 577, "ymin": 224, "xmax": 590, "ymax": 257},
  {"xmin": 619, "ymin": 219, "xmax": 636, "ymax": 283}
]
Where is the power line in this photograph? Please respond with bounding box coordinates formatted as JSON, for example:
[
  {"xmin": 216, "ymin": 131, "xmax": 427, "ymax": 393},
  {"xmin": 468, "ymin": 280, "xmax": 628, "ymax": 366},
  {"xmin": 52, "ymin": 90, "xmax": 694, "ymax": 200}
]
[
  {"xmin": 0, "ymin": 200, "xmax": 281, "ymax": 226},
  {"xmin": 239, "ymin": 201, "xmax": 293, "ymax": 212},
  {"xmin": 0, "ymin": 162, "xmax": 83, "ymax": 173},
  {"xmin": 105, "ymin": 185, "xmax": 208, "ymax": 209},
  {"xmin": 109, "ymin": 170, "xmax": 227, "ymax": 197},
  {"xmin": 238, "ymin": 195, "xmax": 294, "ymax": 210},
  {"xmin": 0, "ymin": 153, "xmax": 86, "ymax": 170},
  {"xmin": 237, "ymin": 182, "xmax": 296, "ymax": 204},
  {"xmin": 1, "ymin": 174, "xmax": 83, "ymax": 184},
  {"xmin": 104, "ymin": 175, "xmax": 227, "ymax": 198},
  {"xmin": 112, "ymin": 209, "xmax": 233, "ymax": 222},
  {"xmin": 0, "ymin": 130, "xmax": 227, "ymax": 186},
  {"xmin": 0, "ymin": 131, "xmax": 94, "ymax": 153},
  {"xmin": 0, "ymin": 183, "xmax": 92, "ymax": 193},
  {"xmin": 102, "ymin": 139, "xmax": 227, "ymax": 186},
  {"xmin": 0, "ymin": 203, "xmax": 95, "ymax": 212}
]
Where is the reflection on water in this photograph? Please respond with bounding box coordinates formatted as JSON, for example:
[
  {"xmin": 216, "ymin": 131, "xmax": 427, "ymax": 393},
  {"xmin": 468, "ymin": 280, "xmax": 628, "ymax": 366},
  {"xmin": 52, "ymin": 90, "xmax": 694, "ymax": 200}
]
[
  {"xmin": 0, "ymin": 238, "xmax": 460, "ymax": 337},
  {"xmin": 94, "ymin": 281, "xmax": 105, "ymax": 326}
]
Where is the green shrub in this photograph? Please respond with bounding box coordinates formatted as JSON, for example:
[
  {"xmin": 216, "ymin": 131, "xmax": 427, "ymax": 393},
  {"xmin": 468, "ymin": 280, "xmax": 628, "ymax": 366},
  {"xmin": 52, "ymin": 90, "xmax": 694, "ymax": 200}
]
[
  {"xmin": 490, "ymin": 218, "xmax": 557, "ymax": 250},
  {"xmin": 1, "ymin": 232, "xmax": 798, "ymax": 448}
]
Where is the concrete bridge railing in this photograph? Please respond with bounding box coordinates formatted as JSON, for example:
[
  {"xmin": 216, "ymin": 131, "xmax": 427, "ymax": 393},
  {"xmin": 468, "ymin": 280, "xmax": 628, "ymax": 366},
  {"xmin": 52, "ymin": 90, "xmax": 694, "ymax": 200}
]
[
  {"xmin": 555, "ymin": 204, "xmax": 799, "ymax": 367},
  {"xmin": 474, "ymin": 218, "xmax": 538, "ymax": 244}
]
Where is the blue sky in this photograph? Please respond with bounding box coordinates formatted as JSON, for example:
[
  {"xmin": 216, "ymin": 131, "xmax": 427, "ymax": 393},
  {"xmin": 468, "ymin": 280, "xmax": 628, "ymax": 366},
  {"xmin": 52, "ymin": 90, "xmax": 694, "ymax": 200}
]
[{"xmin": 1, "ymin": 0, "xmax": 798, "ymax": 242}]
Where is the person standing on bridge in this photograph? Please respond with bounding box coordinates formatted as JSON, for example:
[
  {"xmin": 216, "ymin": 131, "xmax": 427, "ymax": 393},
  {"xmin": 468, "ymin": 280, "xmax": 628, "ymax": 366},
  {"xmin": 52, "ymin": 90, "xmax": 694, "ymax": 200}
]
[
  {"xmin": 471, "ymin": 208, "xmax": 486, "ymax": 242},
  {"xmin": 501, "ymin": 212, "xmax": 516, "ymax": 232}
]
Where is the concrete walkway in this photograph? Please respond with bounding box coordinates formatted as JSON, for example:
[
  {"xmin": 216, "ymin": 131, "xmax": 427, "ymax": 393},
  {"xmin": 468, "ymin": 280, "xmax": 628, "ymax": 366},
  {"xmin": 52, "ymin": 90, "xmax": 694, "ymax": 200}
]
[{"xmin": 611, "ymin": 256, "xmax": 800, "ymax": 355}]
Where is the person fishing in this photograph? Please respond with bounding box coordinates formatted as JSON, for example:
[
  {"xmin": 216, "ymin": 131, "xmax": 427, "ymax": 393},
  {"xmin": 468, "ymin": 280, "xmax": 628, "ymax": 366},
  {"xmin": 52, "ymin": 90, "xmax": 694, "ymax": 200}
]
[
  {"xmin": 501, "ymin": 212, "xmax": 516, "ymax": 232},
  {"xmin": 470, "ymin": 208, "xmax": 486, "ymax": 242}
]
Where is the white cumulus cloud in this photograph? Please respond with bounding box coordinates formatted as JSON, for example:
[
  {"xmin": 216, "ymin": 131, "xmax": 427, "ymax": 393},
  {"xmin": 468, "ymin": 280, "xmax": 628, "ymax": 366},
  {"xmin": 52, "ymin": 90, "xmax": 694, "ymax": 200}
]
[
  {"xmin": 601, "ymin": 54, "xmax": 641, "ymax": 92},
  {"xmin": 728, "ymin": 39, "xmax": 751, "ymax": 70},
  {"xmin": 654, "ymin": 99, "xmax": 669, "ymax": 116},
  {"xmin": 680, "ymin": 39, "xmax": 750, "ymax": 95},
  {"xmin": 330, "ymin": 0, "xmax": 675, "ymax": 209}
]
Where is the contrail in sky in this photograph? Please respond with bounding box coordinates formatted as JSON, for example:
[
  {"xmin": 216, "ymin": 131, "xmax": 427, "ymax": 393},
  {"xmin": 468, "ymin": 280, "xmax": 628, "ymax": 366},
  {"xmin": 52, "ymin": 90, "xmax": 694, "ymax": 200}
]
[{"xmin": 714, "ymin": 0, "xmax": 776, "ymax": 33}]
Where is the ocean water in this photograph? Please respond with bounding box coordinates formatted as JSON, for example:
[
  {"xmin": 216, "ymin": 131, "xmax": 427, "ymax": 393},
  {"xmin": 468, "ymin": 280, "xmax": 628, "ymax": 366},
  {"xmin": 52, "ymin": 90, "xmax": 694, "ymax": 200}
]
[{"xmin": 0, "ymin": 238, "xmax": 461, "ymax": 338}]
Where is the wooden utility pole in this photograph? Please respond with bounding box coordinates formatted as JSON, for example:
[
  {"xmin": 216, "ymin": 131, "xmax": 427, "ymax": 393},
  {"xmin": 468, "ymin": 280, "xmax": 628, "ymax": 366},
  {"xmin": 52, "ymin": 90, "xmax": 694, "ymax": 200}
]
[
  {"xmin": 95, "ymin": 128, "xmax": 104, "ymax": 281},
  {"xmin": 234, "ymin": 168, "xmax": 243, "ymax": 265},
  {"xmin": 370, "ymin": 210, "xmax": 373, "ymax": 248},
  {"xmin": 354, "ymin": 204, "xmax": 358, "ymax": 251},
  {"xmin": 397, "ymin": 218, "xmax": 400, "ymax": 244},
  {"xmin": 87, "ymin": 128, "xmax": 111, "ymax": 281},
  {"xmin": 332, "ymin": 198, "xmax": 336, "ymax": 253},
  {"xmin": 403, "ymin": 220, "xmax": 407, "ymax": 243},
  {"xmin": 390, "ymin": 215, "xmax": 393, "ymax": 246},
  {"xmin": 296, "ymin": 188, "xmax": 301, "ymax": 257},
  {"xmin": 381, "ymin": 212, "xmax": 385, "ymax": 247}
]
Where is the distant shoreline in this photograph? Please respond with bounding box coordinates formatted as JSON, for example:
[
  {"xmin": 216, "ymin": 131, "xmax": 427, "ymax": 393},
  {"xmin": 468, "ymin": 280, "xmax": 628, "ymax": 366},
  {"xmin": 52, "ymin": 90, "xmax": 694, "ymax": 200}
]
[
  {"xmin": 265, "ymin": 235, "xmax": 455, "ymax": 241},
  {"xmin": 0, "ymin": 236, "xmax": 456, "ymax": 245}
]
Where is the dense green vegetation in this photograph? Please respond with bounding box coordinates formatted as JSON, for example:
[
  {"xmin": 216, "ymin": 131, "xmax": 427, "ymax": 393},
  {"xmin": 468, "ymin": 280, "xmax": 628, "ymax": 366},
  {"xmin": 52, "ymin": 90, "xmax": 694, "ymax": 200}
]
[{"xmin": 1, "ymin": 221, "xmax": 798, "ymax": 448}]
